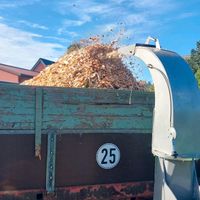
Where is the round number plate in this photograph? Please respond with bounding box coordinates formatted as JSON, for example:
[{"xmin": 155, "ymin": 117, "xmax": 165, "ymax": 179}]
[{"xmin": 96, "ymin": 143, "xmax": 120, "ymax": 169}]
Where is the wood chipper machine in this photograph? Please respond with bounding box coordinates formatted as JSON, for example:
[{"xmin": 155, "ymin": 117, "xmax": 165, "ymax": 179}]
[
  {"xmin": 0, "ymin": 37, "xmax": 200, "ymax": 200},
  {"xmin": 119, "ymin": 36, "xmax": 200, "ymax": 199}
]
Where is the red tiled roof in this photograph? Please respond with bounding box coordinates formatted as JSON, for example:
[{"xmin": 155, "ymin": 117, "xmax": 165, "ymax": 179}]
[{"xmin": 0, "ymin": 63, "xmax": 38, "ymax": 77}]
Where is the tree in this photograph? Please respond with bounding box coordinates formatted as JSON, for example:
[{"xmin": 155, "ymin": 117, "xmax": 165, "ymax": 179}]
[
  {"xmin": 186, "ymin": 41, "xmax": 200, "ymax": 73},
  {"xmin": 145, "ymin": 82, "xmax": 154, "ymax": 92},
  {"xmin": 67, "ymin": 42, "xmax": 82, "ymax": 54},
  {"xmin": 195, "ymin": 68, "xmax": 200, "ymax": 88}
]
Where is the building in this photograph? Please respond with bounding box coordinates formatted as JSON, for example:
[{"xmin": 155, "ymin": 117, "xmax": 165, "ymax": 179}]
[
  {"xmin": 0, "ymin": 63, "xmax": 38, "ymax": 84},
  {"xmin": 0, "ymin": 58, "xmax": 54, "ymax": 84},
  {"xmin": 31, "ymin": 58, "xmax": 55, "ymax": 72}
]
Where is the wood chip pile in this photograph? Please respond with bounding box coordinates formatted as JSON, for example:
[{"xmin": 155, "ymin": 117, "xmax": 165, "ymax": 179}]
[{"xmin": 22, "ymin": 43, "xmax": 144, "ymax": 90}]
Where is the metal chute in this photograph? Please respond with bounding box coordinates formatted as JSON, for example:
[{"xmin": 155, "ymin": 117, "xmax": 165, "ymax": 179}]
[{"xmin": 119, "ymin": 37, "xmax": 200, "ymax": 199}]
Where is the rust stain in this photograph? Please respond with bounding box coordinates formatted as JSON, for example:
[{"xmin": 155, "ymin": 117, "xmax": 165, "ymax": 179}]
[{"xmin": 0, "ymin": 181, "xmax": 153, "ymax": 200}]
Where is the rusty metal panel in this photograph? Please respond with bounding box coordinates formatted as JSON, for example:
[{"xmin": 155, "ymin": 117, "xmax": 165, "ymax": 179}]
[
  {"xmin": 0, "ymin": 182, "xmax": 153, "ymax": 200},
  {"xmin": 0, "ymin": 134, "xmax": 47, "ymax": 191},
  {"xmin": 0, "ymin": 133, "xmax": 154, "ymax": 191},
  {"xmin": 55, "ymin": 133, "xmax": 154, "ymax": 187},
  {"xmin": 0, "ymin": 83, "xmax": 155, "ymax": 199}
]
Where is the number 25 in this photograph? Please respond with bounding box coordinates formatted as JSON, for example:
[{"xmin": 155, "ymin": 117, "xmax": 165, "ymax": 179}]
[{"xmin": 101, "ymin": 148, "xmax": 116, "ymax": 164}]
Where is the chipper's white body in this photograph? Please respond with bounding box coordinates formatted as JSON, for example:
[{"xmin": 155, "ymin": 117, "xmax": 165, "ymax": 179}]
[{"xmin": 119, "ymin": 37, "xmax": 200, "ymax": 200}]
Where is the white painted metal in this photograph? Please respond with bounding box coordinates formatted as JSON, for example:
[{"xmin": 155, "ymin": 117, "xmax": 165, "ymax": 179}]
[
  {"xmin": 145, "ymin": 36, "xmax": 161, "ymax": 49},
  {"xmin": 118, "ymin": 37, "xmax": 200, "ymax": 199},
  {"xmin": 154, "ymin": 157, "xmax": 200, "ymax": 200},
  {"xmin": 119, "ymin": 41, "xmax": 200, "ymax": 159},
  {"xmin": 119, "ymin": 45, "xmax": 174, "ymax": 157}
]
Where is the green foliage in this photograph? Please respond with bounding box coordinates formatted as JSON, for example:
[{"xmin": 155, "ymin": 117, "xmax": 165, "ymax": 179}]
[
  {"xmin": 145, "ymin": 82, "xmax": 154, "ymax": 92},
  {"xmin": 187, "ymin": 41, "xmax": 200, "ymax": 73},
  {"xmin": 195, "ymin": 68, "xmax": 200, "ymax": 88},
  {"xmin": 67, "ymin": 42, "xmax": 82, "ymax": 54}
]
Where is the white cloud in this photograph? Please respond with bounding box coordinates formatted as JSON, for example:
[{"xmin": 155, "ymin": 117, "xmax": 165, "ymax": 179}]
[
  {"xmin": 0, "ymin": 2, "xmax": 18, "ymax": 8},
  {"xmin": 18, "ymin": 20, "xmax": 48, "ymax": 30},
  {"xmin": 95, "ymin": 12, "xmax": 155, "ymax": 42},
  {"xmin": 109, "ymin": 0, "xmax": 127, "ymax": 4},
  {"xmin": 115, "ymin": 0, "xmax": 178, "ymax": 39},
  {"xmin": 43, "ymin": 36, "xmax": 70, "ymax": 43},
  {"xmin": 56, "ymin": 0, "xmax": 122, "ymax": 27},
  {"xmin": 177, "ymin": 12, "xmax": 199, "ymax": 19},
  {"xmin": 95, "ymin": 23, "xmax": 148, "ymax": 45},
  {"xmin": 100, "ymin": 23, "xmax": 118, "ymax": 32},
  {"xmin": 0, "ymin": 0, "xmax": 40, "ymax": 8},
  {"xmin": 82, "ymin": 4, "xmax": 112, "ymax": 14},
  {"xmin": 131, "ymin": 0, "xmax": 162, "ymax": 8},
  {"xmin": 56, "ymin": 0, "xmax": 174, "ymax": 35},
  {"xmin": 130, "ymin": 0, "xmax": 176, "ymax": 12},
  {"xmin": 124, "ymin": 13, "xmax": 147, "ymax": 25},
  {"xmin": 0, "ymin": 23, "xmax": 65, "ymax": 69},
  {"xmin": 57, "ymin": 14, "xmax": 91, "ymax": 36},
  {"xmin": 57, "ymin": 28, "xmax": 79, "ymax": 38},
  {"xmin": 56, "ymin": 0, "xmax": 179, "ymax": 46},
  {"xmin": 62, "ymin": 15, "xmax": 91, "ymax": 27},
  {"xmin": 57, "ymin": 0, "xmax": 112, "ymax": 15}
]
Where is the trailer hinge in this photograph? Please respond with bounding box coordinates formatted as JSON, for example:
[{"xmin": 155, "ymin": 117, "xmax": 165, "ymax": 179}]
[{"xmin": 35, "ymin": 88, "xmax": 43, "ymax": 160}]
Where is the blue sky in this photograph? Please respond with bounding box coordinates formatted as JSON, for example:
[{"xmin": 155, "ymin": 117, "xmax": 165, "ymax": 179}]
[{"xmin": 0, "ymin": 0, "xmax": 199, "ymax": 69}]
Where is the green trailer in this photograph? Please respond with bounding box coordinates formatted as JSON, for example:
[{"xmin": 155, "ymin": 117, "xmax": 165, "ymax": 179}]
[
  {"xmin": 2, "ymin": 39, "xmax": 200, "ymax": 200},
  {"xmin": 0, "ymin": 82, "xmax": 155, "ymax": 200}
]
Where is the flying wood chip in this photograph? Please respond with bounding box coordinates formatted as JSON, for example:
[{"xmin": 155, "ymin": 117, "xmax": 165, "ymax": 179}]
[{"xmin": 22, "ymin": 43, "xmax": 144, "ymax": 90}]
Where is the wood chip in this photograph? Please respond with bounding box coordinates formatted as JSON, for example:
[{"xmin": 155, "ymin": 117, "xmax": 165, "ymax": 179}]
[{"xmin": 22, "ymin": 43, "xmax": 145, "ymax": 90}]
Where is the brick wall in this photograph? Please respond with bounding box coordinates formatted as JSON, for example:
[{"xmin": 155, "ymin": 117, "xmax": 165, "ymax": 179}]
[
  {"xmin": 33, "ymin": 63, "xmax": 45, "ymax": 72},
  {"xmin": 0, "ymin": 69, "xmax": 19, "ymax": 83}
]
